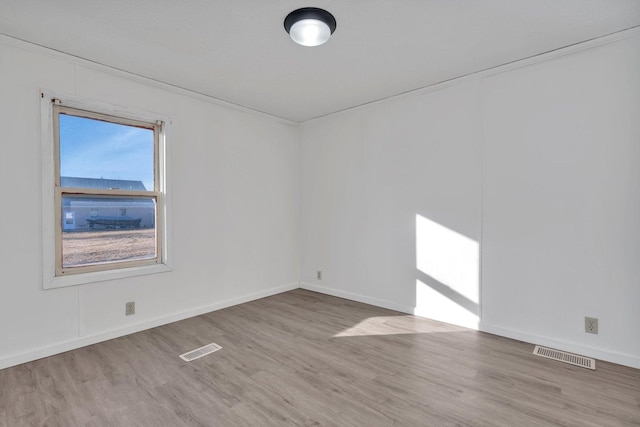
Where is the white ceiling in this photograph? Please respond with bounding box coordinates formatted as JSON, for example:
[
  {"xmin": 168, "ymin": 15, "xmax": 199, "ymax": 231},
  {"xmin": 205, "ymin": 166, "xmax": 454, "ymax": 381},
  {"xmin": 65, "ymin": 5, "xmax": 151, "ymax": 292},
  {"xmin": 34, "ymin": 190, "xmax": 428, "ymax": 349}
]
[{"xmin": 1, "ymin": 1, "xmax": 639, "ymax": 122}]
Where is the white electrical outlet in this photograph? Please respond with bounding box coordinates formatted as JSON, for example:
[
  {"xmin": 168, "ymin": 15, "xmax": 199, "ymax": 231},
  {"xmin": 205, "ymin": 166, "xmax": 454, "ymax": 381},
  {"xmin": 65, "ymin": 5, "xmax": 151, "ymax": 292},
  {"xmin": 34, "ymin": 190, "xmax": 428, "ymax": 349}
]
[
  {"xmin": 126, "ymin": 301, "xmax": 135, "ymax": 316},
  {"xmin": 585, "ymin": 317, "xmax": 598, "ymax": 334},
  {"xmin": 317, "ymin": 270, "xmax": 322, "ymax": 280}
]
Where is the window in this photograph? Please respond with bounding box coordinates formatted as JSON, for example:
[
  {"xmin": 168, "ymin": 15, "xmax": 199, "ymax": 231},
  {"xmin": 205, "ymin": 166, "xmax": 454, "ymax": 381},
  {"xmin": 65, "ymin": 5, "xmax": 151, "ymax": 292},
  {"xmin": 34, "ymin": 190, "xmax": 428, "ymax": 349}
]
[
  {"xmin": 54, "ymin": 105, "xmax": 161, "ymax": 275},
  {"xmin": 42, "ymin": 93, "xmax": 170, "ymax": 288}
]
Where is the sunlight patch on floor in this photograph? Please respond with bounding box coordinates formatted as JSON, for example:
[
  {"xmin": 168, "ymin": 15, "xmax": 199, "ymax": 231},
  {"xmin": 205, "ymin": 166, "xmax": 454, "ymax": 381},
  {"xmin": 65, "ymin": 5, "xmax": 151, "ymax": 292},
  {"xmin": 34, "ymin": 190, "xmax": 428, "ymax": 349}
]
[{"xmin": 333, "ymin": 315, "xmax": 465, "ymax": 337}]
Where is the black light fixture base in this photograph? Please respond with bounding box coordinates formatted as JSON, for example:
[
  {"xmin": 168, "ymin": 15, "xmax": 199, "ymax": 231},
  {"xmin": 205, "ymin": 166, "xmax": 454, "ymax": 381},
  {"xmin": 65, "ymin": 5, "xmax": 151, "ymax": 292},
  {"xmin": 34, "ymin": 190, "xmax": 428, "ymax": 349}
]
[{"xmin": 284, "ymin": 7, "xmax": 337, "ymax": 35}]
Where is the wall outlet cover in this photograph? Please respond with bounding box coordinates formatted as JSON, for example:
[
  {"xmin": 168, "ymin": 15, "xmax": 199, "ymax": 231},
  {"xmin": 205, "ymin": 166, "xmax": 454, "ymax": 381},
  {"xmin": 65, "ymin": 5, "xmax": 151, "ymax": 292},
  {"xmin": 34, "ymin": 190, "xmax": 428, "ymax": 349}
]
[
  {"xmin": 585, "ymin": 317, "xmax": 598, "ymax": 334},
  {"xmin": 126, "ymin": 301, "xmax": 135, "ymax": 316}
]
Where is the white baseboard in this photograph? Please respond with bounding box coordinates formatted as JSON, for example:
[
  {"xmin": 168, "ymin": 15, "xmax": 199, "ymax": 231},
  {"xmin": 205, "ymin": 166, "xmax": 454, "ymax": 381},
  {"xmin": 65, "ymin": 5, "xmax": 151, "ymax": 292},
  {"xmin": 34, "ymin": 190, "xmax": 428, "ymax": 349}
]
[
  {"xmin": 0, "ymin": 282, "xmax": 299, "ymax": 371},
  {"xmin": 301, "ymin": 282, "xmax": 640, "ymax": 369},
  {"xmin": 300, "ymin": 282, "xmax": 416, "ymax": 314},
  {"xmin": 480, "ymin": 322, "xmax": 640, "ymax": 369},
  {"xmin": 5, "ymin": 282, "xmax": 638, "ymax": 371},
  {"xmin": 301, "ymin": 282, "xmax": 480, "ymax": 330}
]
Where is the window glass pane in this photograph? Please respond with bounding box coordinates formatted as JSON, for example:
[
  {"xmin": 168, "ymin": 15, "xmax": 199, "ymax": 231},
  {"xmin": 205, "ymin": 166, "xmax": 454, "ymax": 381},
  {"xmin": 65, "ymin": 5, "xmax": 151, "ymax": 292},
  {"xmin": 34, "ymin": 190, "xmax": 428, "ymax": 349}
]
[
  {"xmin": 59, "ymin": 114, "xmax": 154, "ymax": 191},
  {"xmin": 61, "ymin": 195, "xmax": 156, "ymax": 268}
]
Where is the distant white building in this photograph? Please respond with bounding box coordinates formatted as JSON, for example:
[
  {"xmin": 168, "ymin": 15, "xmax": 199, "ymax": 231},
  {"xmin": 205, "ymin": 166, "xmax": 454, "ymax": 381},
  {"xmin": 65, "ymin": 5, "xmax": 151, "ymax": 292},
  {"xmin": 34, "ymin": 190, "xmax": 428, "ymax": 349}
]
[{"xmin": 61, "ymin": 177, "xmax": 155, "ymax": 231}]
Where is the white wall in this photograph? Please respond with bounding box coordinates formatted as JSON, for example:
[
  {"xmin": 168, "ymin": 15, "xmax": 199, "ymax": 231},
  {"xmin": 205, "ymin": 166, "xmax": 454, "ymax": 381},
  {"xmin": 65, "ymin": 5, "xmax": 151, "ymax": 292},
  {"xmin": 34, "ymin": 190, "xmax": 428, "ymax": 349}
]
[
  {"xmin": 481, "ymin": 35, "xmax": 640, "ymax": 367},
  {"xmin": 300, "ymin": 80, "xmax": 483, "ymax": 329},
  {"xmin": 300, "ymin": 33, "xmax": 640, "ymax": 368},
  {"xmin": 0, "ymin": 38, "xmax": 300, "ymax": 369},
  {"xmin": 2, "ymin": 30, "xmax": 639, "ymax": 370}
]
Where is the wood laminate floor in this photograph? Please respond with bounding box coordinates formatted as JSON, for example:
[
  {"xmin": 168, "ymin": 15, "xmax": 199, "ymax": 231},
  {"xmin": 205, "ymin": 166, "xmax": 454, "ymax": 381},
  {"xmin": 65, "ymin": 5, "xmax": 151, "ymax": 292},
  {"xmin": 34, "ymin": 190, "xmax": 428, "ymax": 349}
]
[{"xmin": 1, "ymin": 289, "xmax": 639, "ymax": 426}]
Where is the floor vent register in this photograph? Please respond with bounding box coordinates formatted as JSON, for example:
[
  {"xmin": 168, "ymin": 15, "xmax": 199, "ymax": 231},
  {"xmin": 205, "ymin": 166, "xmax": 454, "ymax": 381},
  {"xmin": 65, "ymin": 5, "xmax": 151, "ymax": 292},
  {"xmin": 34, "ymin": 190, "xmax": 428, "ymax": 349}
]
[
  {"xmin": 180, "ymin": 343, "xmax": 222, "ymax": 362},
  {"xmin": 533, "ymin": 345, "xmax": 595, "ymax": 370}
]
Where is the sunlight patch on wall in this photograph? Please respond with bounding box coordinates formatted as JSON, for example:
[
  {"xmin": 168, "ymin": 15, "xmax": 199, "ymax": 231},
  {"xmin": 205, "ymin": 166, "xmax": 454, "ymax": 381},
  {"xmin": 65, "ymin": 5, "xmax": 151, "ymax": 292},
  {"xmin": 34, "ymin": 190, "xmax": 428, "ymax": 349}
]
[{"xmin": 415, "ymin": 214, "xmax": 479, "ymax": 329}]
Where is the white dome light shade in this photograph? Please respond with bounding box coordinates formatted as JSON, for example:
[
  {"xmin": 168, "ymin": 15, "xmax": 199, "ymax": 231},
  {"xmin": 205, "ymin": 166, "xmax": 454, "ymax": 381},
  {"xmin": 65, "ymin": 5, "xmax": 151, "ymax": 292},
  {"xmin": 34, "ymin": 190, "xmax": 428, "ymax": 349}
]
[
  {"xmin": 284, "ymin": 8, "xmax": 337, "ymax": 47},
  {"xmin": 290, "ymin": 19, "xmax": 331, "ymax": 46}
]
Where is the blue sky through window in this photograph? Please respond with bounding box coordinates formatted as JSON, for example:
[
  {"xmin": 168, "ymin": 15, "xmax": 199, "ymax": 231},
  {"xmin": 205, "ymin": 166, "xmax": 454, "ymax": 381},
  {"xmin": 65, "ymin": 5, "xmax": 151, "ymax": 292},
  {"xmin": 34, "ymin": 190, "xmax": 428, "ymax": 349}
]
[{"xmin": 59, "ymin": 114, "xmax": 154, "ymax": 191}]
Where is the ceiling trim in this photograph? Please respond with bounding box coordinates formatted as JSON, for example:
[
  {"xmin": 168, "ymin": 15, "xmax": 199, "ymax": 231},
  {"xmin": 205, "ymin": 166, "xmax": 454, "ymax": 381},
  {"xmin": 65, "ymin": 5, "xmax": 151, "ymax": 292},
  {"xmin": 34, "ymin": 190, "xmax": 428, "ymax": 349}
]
[
  {"xmin": 301, "ymin": 25, "xmax": 640, "ymax": 125},
  {"xmin": 0, "ymin": 33, "xmax": 298, "ymax": 127}
]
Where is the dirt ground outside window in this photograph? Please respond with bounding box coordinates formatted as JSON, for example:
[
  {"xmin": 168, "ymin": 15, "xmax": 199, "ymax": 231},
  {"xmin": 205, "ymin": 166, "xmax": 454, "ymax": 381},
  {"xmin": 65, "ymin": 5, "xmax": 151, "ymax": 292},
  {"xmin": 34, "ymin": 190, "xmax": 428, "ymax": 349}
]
[{"xmin": 62, "ymin": 229, "xmax": 156, "ymax": 267}]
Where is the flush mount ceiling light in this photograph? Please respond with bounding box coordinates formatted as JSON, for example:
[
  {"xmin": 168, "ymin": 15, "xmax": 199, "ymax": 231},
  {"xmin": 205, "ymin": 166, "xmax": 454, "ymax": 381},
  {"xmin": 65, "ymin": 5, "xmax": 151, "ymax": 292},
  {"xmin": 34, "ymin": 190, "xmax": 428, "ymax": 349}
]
[{"xmin": 284, "ymin": 7, "xmax": 337, "ymax": 47}]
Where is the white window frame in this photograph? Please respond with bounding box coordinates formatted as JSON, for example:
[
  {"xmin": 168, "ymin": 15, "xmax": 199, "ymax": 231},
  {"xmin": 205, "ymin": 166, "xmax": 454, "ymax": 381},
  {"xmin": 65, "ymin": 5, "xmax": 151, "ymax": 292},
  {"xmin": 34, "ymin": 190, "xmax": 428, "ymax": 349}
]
[{"xmin": 41, "ymin": 91, "xmax": 171, "ymax": 289}]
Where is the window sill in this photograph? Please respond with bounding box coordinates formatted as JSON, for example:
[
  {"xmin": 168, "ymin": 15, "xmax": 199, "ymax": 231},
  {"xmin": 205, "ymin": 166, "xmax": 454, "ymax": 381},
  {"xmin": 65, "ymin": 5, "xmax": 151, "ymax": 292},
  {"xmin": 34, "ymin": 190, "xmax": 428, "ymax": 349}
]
[{"xmin": 43, "ymin": 263, "xmax": 172, "ymax": 289}]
